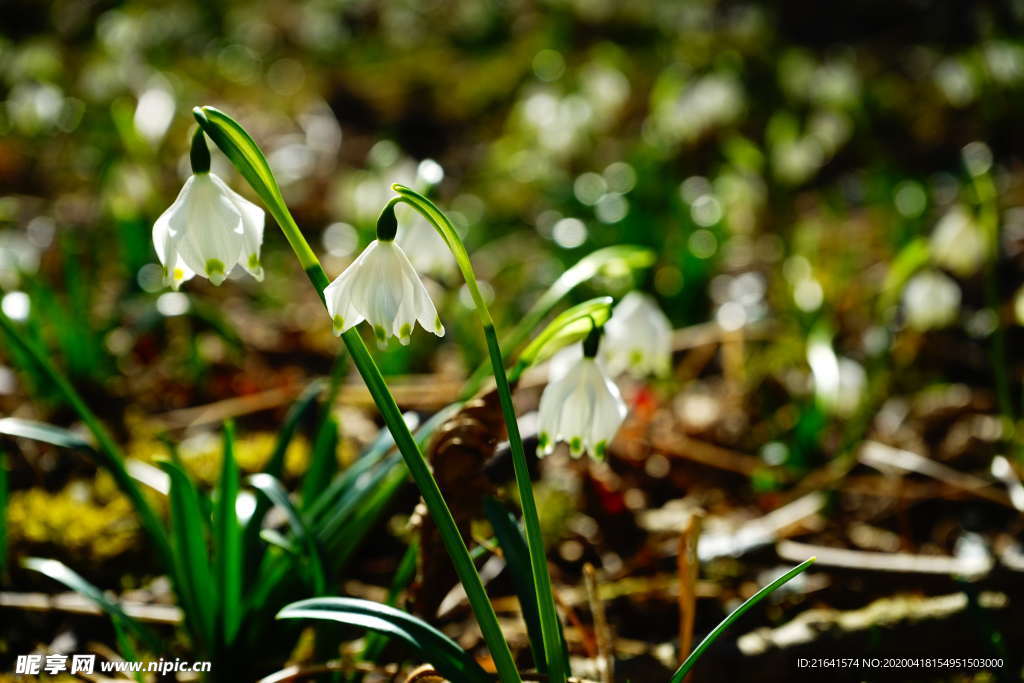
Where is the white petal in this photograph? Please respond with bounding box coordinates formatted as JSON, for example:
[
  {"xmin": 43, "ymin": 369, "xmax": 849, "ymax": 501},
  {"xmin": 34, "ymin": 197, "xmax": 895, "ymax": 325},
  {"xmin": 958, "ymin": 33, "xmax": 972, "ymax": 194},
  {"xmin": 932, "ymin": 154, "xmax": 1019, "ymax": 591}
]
[
  {"xmin": 152, "ymin": 178, "xmax": 196, "ymax": 288},
  {"xmin": 584, "ymin": 363, "xmax": 627, "ymax": 458},
  {"xmin": 211, "ymin": 173, "xmax": 265, "ymax": 280},
  {"xmin": 324, "ymin": 264, "xmax": 366, "ymax": 335},
  {"xmin": 170, "ymin": 174, "xmax": 245, "ymax": 285}
]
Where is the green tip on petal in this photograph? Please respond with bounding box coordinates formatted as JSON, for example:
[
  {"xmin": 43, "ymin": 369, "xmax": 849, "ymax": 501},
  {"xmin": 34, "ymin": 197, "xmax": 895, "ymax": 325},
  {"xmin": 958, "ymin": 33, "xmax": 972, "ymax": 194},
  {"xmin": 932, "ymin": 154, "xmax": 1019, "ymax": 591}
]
[
  {"xmin": 247, "ymin": 254, "xmax": 265, "ymax": 281},
  {"xmin": 399, "ymin": 323, "xmax": 412, "ymax": 339},
  {"xmin": 593, "ymin": 440, "xmax": 608, "ymax": 460},
  {"xmin": 332, "ymin": 315, "xmax": 345, "ymax": 335},
  {"xmin": 569, "ymin": 436, "xmax": 583, "ymax": 456},
  {"xmin": 206, "ymin": 259, "xmax": 226, "ymax": 284},
  {"xmin": 538, "ymin": 432, "xmax": 550, "ymax": 452},
  {"xmin": 373, "ymin": 325, "xmax": 388, "ymax": 349},
  {"xmin": 434, "ymin": 316, "xmax": 444, "ymax": 335},
  {"xmin": 629, "ymin": 349, "xmax": 645, "ymax": 366}
]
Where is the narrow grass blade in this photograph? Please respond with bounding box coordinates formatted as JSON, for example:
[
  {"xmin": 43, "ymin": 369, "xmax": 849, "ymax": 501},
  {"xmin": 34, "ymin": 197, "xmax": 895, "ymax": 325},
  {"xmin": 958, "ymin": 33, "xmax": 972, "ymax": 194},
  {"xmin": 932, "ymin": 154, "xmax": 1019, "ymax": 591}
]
[
  {"xmin": 484, "ymin": 325, "xmax": 568, "ymax": 683},
  {"xmin": 302, "ymin": 414, "xmax": 338, "ymax": 509},
  {"xmin": 278, "ymin": 597, "xmax": 492, "ymax": 683},
  {"xmin": 249, "ymin": 473, "xmax": 325, "ymax": 594},
  {"xmin": 265, "ymin": 379, "xmax": 325, "ymax": 478},
  {"xmin": 160, "ymin": 461, "xmax": 217, "ymax": 650},
  {"xmin": 23, "ymin": 558, "xmax": 161, "ymax": 651},
  {"xmin": 670, "ymin": 558, "xmax": 816, "ymax": 682},
  {"xmin": 323, "ymin": 457, "xmax": 405, "ymax": 567},
  {"xmin": 484, "ymin": 497, "xmax": 553, "ymax": 673},
  {"xmin": 214, "ymin": 421, "xmax": 243, "ymax": 646},
  {"xmin": 359, "ymin": 542, "xmax": 419, "ymax": 668}
]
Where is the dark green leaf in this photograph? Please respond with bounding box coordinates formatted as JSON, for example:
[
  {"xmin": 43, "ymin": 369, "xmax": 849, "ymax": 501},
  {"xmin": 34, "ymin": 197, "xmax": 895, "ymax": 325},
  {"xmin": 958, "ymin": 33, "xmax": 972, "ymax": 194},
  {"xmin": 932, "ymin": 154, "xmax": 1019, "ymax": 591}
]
[
  {"xmin": 249, "ymin": 473, "xmax": 325, "ymax": 594},
  {"xmin": 302, "ymin": 414, "xmax": 338, "ymax": 509},
  {"xmin": 278, "ymin": 597, "xmax": 492, "ymax": 683},
  {"xmin": 484, "ymin": 497, "xmax": 552, "ymax": 673},
  {"xmin": 160, "ymin": 461, "xmax": 217, "ymax": 650},
  {"xmin": 214, "ymin": 422, "xmax": 243, "ymax": 646}
]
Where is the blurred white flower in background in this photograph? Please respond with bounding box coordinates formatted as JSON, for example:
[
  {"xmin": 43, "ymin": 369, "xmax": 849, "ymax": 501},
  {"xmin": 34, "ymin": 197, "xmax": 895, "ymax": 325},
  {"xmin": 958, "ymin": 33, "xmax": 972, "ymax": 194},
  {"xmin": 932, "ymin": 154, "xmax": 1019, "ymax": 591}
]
[
  {"xmin": 602, "ymin": 291, "xmax": 673, "ymax": 377},
  {"xmin": 902, "ymin": 270, "xmax": 961, "ymax": 330},
  {"xmin": 930, "ymin": 205, "xmax": 986, "ymax": 277},
  {"xmin": 152, "ymin": 172, "xmax": 265, "ymax": 288},
  {"xmin": 395, "ymin": 204, "xmax": 455, "ymax": 276}
]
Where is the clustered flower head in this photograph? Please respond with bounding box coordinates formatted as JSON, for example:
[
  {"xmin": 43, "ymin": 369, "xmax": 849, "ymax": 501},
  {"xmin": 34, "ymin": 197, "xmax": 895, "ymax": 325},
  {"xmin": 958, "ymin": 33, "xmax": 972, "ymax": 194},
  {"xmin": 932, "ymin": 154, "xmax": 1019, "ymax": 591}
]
[
  {"xmin": 324, "ymin": 203, "xmax": 444, "ymax": 347},
  {"xmin": 152, "ymin": 132, "xmax": 264, "ymax": 289},
  {"xmin": 538, "ymin": 325, "xmax": 628, "ymax": 460}
]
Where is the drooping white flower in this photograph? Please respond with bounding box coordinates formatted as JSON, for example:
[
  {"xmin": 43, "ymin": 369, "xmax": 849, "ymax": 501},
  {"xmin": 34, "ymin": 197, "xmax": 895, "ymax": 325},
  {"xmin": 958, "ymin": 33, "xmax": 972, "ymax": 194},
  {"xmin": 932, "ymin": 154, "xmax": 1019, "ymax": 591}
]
[
  {"xmin": 930, "ymin": 205, "xmax": 986, "ymax": 277},
  {"xmin": 324, "ymin": 238, "xmax": 444, "ymax": 347},
  {"xmin": 903, "ymin": 269, "xmax": 961, "ymax": 330},
  {"xmin": 602, "ymin": 291, "xmax": 673, "ymax": 377},
  {"xmin": 537, "ymin": 345, "xmax": 627, "ymax": 460},
  {"xmin": 153, "ymin": 172, "xmax": 264, "ymax": 289}
]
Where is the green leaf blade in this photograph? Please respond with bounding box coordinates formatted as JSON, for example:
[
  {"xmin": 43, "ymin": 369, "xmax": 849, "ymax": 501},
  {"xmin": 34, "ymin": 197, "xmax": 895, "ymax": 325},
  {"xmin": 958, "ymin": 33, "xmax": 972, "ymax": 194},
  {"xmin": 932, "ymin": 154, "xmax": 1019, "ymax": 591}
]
[
  {"xmin": 160, "ymin": 461, "xmax": 217, "ymax": 650},
  {"xmin": 214, "ymin": 422, "xmax": 243, "ymax": 646},
  {"xmin": 278, "ymin": 597, "xmax": 492, "ymax": 683},
  {"xmin": 670, "ymin": 557, "xmax": 816, "ymax": 682}
]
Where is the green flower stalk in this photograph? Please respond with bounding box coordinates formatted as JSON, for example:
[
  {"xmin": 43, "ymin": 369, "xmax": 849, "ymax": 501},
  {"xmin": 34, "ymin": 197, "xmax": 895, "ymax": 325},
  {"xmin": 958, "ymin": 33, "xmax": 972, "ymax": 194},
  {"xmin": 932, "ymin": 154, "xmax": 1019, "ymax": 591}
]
[
  {"xmin": 389, "ymin": 184, "xmax": 570, "ymax": 682},
  {"xmin": 192, "ymin": 107, "xmax": 521, "ymax": 683}
]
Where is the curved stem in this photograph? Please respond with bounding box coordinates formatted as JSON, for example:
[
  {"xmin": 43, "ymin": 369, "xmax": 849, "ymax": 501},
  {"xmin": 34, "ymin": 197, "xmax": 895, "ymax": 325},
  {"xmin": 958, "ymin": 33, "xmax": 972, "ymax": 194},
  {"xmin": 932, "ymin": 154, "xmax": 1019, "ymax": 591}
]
[
  {"xmin": 392, "ymin": 184, "xmax": 493, "ymax": 326},
  {"xmin": 670, "ymin": 558, "xmax": 815, "ymax": 682},
  {"xmin": 393, "ymin": 185, "xmax": 569, "ymax": 682}
]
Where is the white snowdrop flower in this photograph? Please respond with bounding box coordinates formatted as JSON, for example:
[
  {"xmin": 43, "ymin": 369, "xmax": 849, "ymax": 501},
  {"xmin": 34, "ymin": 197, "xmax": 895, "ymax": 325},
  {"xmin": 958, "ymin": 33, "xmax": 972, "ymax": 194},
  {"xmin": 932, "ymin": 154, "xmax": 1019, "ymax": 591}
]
[
  {"xmin": 153, "ymin": 134, "xmax": 264, "ymax": 289},
  {"xmin": 903, "ymin": 270, "xmax": 961, "ymax": 330},
  {"xmin": 324, "ymin": 238, "xmax": 444, "ymax": 347},
  {"xmin": 602, "ymin": 291, "xmax": 672, "ymax": 377},
  {"xmin": 930, "ymin": 204, "xmax": 986, "ymax": 277},
  {"xmin": 537, "ymin": 332, "xmax": 627, "ymax": 460}
]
